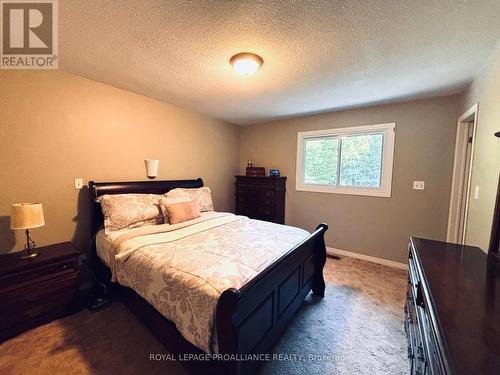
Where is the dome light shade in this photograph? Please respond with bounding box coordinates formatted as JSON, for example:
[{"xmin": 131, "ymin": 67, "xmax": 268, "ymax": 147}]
[{"xmin": 230, "ymin": 53, "xmax": 263, "ymax": 76}]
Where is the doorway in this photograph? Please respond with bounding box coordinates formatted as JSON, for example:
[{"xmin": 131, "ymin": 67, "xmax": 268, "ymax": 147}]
[{"xmin": 447, "ymin": 103, "xmax": 479, "ymax": 245}]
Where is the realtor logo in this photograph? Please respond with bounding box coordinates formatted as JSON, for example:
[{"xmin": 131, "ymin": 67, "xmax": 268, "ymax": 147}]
[{"xmin": 1, "ymin": 0, "xmax": 58, "ymax": 69}]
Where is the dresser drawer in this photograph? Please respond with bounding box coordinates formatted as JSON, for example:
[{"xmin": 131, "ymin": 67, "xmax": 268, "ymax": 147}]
[
  {"xmin": 1, "ymin": 273, "xmax": 78, "ymax": 310},
  {"xmin": 0, "ymin": 257, "xmax": 79, "ymax": 291},
  {"xmin": 236, "ymin": 205, "xmax": 274, "ymax": 222},
  {"xmin": 0, "ymin": 287, "xmax": 78, "ymax": 330},
  {"xmin": 415, "ymin": 285, "xmax": 443, "ymax": 375},
  {"xmin": 237, "ymin": 195, "xmax": 274, "ymax": 207},
  {"xmin": 237, "ymin": 204, "xmax": 273, "ymax": 216},
  {"xmin": 236, "ymin": 178, "xmax": 278, "ymax": 189},
  {"xmin": 408, "ymin": 243, "xmax": 421, "ymax": 299},
  {"xmin": 236, "ymin": 186, "xmax": 275, "ymax": 198},
  {"xmin": 412, "ymin": 311, "xmax": 428, "ymax": 375}
]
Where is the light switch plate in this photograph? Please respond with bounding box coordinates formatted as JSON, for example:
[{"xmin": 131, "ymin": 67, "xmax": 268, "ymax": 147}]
[
  {"xmin": 413, "ymin": 181, "xmax": 425, "ymax": 190},
  {"xmin": 474, "ymin": 186, "xmax": 480, "ymax": 200},
  {"xmin": 74, "ymin": 178, "xmax": 84, "ymax": 190}
]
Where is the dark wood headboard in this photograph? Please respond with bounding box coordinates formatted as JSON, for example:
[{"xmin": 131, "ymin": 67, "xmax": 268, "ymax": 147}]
[{"xmin": 88, "ymin": 178, "xmax": 204, "ymax": 235}]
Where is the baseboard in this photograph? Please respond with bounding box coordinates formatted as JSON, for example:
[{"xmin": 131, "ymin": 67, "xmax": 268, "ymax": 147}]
[{"xmin": 326, "ymin": 247, "xmax": 408, "ymax": 270}]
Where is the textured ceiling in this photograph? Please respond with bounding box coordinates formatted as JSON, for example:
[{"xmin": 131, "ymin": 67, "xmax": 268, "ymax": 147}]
[{"xmin": 60, "ymin": 0, "xmax": 500, "ymax": 125}]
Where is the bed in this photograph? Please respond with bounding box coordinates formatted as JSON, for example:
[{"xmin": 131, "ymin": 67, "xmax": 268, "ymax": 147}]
[{"xmin": 89, "ymin": 178, "xmax": 328, "ymax": 375}]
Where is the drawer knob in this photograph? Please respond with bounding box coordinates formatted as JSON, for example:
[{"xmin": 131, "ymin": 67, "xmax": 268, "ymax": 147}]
[
  {"xmin": 407, "ymin": 346, "xmax": 414, "ymax": 359},
  {"xmin": 416, "ymin": 282, "xmax": 425, "ymax": 308},
  {"xmin": 26, "ymin": 306, "xmax": 44, "ymax": 317},
  {"xmin": 417, "ymin": 345, "xmax": 425, "ymax": 361},
  {"xmin": 61, "ymin": 265, "xmax": 68, "ymax": 270}
]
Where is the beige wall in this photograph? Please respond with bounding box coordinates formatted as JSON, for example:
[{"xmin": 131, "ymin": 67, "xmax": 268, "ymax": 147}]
[
  {"xmin": 460, "ymin": 47, "xmax": 500, "ymax": 251},
  {"xmin": 0, "ymin": 71, "xmax": 240, "ymax": 255},
  {"xmin": 0, "ymin": 70, "xmax": 476, "ymax": 266},
  {"xmin": 240, "ymin": 95, "xmax": 460, "ymax": 263}
]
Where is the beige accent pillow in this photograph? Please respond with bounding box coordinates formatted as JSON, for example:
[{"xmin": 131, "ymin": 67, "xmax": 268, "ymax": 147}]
[
  {"xmin": 97, "ymin": 194, "xmax": 163, "ymax": 232},
  {"xmin": 158, "ymin": 196, "xmax": 191, "ymax": 223},
  {"xmin": 166, "ymin": 187, "xmax": 214, "ymax": 212},
  {"xmin": 161, "ymin": 200, "xmax": 201, "ymax": 225}
]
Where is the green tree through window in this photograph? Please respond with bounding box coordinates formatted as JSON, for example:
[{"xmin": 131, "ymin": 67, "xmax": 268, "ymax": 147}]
[
  {"xmin": 303, "ymin": 133, "xmax": 383, "ymax": 188},
  {"xmin": 297, "ymin": 123, "xmax": 395, "ymax": 197},
  {"xmin": 339, "ymin": 134, "xmax": 383, "ymax": 187},
  {"xmin": 303, "ymin": 137, "xmax": 338, "ymax": 184}
]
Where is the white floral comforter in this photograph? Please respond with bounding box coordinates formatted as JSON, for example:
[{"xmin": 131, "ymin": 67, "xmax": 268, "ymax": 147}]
[{"xmin": 104, "ymin": 212, "xmax": 309, "ymax": 353}]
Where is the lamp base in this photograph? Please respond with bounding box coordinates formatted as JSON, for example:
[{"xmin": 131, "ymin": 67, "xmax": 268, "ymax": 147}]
[
  {"xmin": 20, "ymin": 250, "xmax": 39, "ymax": 259},
  {"xmin": 21, "ymin": 229, "xmax": 39, "ymax": 259}
]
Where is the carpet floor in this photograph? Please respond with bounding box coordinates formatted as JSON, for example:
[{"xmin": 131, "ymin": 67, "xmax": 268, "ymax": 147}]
[{"xmin": 0, "ymin": 257, "xmax": 409, "ymax": 375}]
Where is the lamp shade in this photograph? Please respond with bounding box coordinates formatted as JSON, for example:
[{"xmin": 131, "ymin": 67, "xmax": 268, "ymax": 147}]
[{"xmin": 10, "ymin": 203, "xmax": 45, "ymax": 230}]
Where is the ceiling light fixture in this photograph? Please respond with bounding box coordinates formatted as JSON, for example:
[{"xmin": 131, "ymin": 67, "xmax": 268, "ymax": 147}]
[{"xmin": 230, "ymin": 52, "xmax": 263, "ymax": 76}]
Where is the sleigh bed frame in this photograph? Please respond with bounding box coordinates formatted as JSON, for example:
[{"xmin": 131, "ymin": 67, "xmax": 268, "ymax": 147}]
[{"xmin": 89, "ymin": 178, "xmax": 328, "ymax": 375}]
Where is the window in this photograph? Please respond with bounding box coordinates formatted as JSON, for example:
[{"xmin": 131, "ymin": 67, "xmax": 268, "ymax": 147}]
[{"xmin": 296, "ymin": 123, "xmax": 395, "ymax": 197}]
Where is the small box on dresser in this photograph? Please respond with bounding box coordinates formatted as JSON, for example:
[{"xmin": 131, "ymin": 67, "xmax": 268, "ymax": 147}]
[
  {"xmin": 0, "ymin": 242, "xmax": 82, "ymax": 342},
  {"xmin": 235, "ymin": 175, "xmax": 286, "ymax": 224}
]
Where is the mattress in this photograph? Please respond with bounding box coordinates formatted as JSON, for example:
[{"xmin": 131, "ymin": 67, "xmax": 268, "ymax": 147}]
[{"xmin": 95, "ymin": 227, "xmax": 114, "ymax": 267}]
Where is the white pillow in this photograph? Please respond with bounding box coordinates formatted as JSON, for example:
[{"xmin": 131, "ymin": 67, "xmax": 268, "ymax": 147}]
[
  {"xmin": 166, "ymin": 187, "xmax": 214, "ymax": 212},
  {"xmin": 97, "ymin": 193, "xmax": 163, "ymax": 232}
]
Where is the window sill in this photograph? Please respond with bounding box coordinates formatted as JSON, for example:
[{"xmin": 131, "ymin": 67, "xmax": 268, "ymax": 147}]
[{"xmin": 295, "ymin": 184, "xmax": 392, "ymax": 197}]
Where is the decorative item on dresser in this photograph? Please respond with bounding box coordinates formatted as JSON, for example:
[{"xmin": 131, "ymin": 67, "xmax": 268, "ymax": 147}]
[
  {"xmin": 235, "ymin": 175, "xmax": 286, "ymax": 224},
  {"xmin": 405, "ymin": 237, "xmax": 500, "ymax": 375},
  {"xmin": 0, "ymin": 242, "xmax": 82, "ymax": 342},
  {"xmin": 245, "ymin": 167, "xmax": 266, "ymax": 177},
  {"xmin": 269, "ymin": 168, "xmax": 280, "ymax": 177}
]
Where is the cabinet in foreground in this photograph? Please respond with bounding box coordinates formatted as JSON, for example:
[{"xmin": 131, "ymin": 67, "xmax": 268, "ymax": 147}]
[{"xmin": 405, "ymin": 237, "xmax": 500, "ymax": 375}]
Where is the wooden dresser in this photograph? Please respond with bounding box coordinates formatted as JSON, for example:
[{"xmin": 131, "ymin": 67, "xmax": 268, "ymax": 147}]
[
  {"xmin": 405, "ymin": 237, "xmax": 500, "ymax": 375},
  {"xmin": 0, "ymin": 242, "xmax": 82, "ymax": 341},
  {"xmin": 235, "ymin": 175, "xmax": 286, "ymax": 224}
]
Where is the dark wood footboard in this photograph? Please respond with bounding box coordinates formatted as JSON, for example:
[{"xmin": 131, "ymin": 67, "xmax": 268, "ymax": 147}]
[{"xmin": 216, "ymin": 223, "xmax": 328, "ymax": 375}]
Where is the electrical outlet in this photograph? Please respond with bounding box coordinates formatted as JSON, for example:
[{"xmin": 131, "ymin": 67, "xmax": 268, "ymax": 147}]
[
  {"xmin": 74, "ymin": 178, "xmax": 83, "ymax": 190},
  {"xmin": 413, "ymin": 181, "xmax": 425, "ymax": 190}
]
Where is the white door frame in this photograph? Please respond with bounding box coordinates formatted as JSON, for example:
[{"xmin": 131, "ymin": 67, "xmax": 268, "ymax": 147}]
[{"xmin": 447, "ymin": 103, "xmax": 479, "ymax": 244}]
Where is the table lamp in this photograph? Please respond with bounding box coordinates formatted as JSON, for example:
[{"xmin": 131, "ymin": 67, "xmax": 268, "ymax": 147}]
[{"xmin": 10, "ymin": 203, "xmax": 45, "ymax": 259}]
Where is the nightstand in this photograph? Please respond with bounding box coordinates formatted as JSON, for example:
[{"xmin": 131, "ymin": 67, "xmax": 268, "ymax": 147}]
[{"xmin": 0, "ymin": 242, "xmax": 82, "ymax": 342}]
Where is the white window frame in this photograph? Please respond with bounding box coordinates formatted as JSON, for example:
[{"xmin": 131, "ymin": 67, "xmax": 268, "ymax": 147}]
[{"xmin": 296, "ymin": 122, "xmax": 396, "ymax": 197}]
